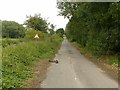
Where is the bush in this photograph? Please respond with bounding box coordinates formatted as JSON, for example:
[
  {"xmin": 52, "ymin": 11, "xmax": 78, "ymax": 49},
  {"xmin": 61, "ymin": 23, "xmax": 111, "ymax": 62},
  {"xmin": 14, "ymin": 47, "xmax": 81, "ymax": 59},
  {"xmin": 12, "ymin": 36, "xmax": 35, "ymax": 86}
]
[
  {"xmin": 2, "ymin": 38, "xmax": 22, "ymax": 48},
  {"xmin": 49, "ymin": 34, "xmax": 63, "ymax": 42},
  {"xmin": 24, "ymin": 29, "xmax": 45, "ymax": 41}
]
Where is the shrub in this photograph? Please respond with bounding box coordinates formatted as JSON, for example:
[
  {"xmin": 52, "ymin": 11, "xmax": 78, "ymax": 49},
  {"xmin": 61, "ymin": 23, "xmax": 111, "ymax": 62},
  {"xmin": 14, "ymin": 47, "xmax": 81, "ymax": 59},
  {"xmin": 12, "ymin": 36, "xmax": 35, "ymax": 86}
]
[
  {"xmin": 24, "ymin": 29, "xmax": 45, "ymax": 41},
  {"xmin": 49, "ymin": 34, "xmax": 63, "ymax": 42},
  {"xmin": 2, "ymin": 38, "xmax": 22, "ymax": 48}
]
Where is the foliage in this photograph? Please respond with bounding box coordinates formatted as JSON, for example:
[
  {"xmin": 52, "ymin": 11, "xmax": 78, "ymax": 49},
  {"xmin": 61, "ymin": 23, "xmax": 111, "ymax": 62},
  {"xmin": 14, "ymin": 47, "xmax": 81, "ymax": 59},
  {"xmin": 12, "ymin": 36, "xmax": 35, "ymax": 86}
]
[
  {"xmin": 48, "ymin": 24, "xmax": 56, "ymax": 35},
  {"xmin": 24, "ymin": 28, "xmax": 45, "ymax": 41},
  {"xmin": 50, "ymin": 24, "xmax": 55, "ymax": 30},
  {"xmin": 56, "ymin": 28, "xmax": 64, "ymax": 37},
  {"xmin": 49, "ymin": 29, "xmax": 54, "ymax": 35},
  {"xmin": 24, "ymin": 14, "xmax": 48, "ymax": 33},
  {"xmin": 0, "ymin": 20, "xmax": 2, "ymax": 37},
  {"xmin": 2, "ymin": 20, "xmax": 25, "ymax": 38},
  {"xmin": 49, "ymin": 34, "xmax": 63, "ymax": 42},
  {"xmin": 57, "ymin": 2, "xmax": 120, "ymax": 55},
  {"xmin": 2, "ymin": 37, "xmax": 62, "ymax": 89},
  {"xmin": 2, "ymin": 38, "xmax": 23, "ymax": 48}
]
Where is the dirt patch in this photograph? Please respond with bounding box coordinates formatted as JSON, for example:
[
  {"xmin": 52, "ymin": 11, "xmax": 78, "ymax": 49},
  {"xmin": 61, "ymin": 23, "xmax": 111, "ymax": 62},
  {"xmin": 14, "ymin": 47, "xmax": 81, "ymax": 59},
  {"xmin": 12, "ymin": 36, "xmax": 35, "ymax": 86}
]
[{"xmin": 22, "ymin": 59, "xmax": 50, "ymax": 88}]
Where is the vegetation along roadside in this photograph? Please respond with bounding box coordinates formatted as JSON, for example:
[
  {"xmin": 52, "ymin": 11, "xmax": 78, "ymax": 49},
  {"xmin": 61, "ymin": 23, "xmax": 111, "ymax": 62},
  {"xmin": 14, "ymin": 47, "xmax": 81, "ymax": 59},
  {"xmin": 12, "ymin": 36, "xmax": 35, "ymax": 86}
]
[{"xmin": 2, "ymin": 14, "xmax": 64, "ymax": 89}]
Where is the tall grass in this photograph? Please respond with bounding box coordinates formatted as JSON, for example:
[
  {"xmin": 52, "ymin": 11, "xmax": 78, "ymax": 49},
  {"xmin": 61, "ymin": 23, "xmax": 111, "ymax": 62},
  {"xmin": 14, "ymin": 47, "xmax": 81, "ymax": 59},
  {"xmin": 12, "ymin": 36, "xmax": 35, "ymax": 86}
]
[
  {"xmin": 2, "ymin": 38, "xmax": 23, "ymax": 48},
  {"xmin": 2, "ymin": 35, "xmax": 63, "ymax": 88},
  {"xmin": 72, "ymin": 42, "xmax": 118, "ymax": 67}
]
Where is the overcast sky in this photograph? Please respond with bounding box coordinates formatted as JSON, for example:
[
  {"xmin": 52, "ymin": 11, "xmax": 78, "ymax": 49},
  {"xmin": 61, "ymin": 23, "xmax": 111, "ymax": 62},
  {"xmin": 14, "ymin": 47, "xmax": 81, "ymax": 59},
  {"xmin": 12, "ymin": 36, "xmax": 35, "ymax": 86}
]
[{"xmin": 0, "ymin": 0, "xmax": 69, "ymax": 29}]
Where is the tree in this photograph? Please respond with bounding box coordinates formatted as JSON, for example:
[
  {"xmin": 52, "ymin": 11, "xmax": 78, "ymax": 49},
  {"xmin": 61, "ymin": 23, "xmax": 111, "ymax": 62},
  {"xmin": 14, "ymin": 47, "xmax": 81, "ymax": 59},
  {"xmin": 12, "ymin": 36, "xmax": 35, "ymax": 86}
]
[
  {"xmin": 57, "ymin": 2, "xmax": 120, "ymax": 55},
  {"xmin": 49, "ymin": 24, "xmax": 55, "ymax": 35},
  {"xmin": 49, "ymin": 29, "xmax": 54, "ymax": 35},
  {"xmin": 56, "ymin": 28, "xmax": 64, "ymax": 37},
  {"xmin": 2, "ymin": 20, "xmax": 25, "ymax": 38},
  {"xmin": 24, "ymin": 14, "xmax": 48, "ymax": 33},
  {"xmin": 50, "ymin": 24, "xmax": 55, "ymax": 30}
]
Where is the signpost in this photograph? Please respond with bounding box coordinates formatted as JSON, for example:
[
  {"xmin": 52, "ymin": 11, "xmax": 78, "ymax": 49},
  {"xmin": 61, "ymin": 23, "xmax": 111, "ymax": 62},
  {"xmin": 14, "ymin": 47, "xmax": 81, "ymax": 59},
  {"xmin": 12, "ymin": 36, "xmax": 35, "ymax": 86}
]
[{"xmin": 34, "ymin": 34, "xmax": 39, "ymax": 42}]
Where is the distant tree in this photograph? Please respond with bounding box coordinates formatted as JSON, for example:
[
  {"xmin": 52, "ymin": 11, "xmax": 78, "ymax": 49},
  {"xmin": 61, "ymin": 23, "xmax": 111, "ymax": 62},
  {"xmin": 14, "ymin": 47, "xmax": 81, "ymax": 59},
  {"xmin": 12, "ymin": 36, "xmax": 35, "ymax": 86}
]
[
  {"xmin": 49, "ymin": 24, "xmax": 55, "ymax": 35},
  {"xmin": 50, "ymin": 24, "xmax": 55, "ymax": 30},
  {"xmin": 2, "ymin": 20, "xmax": 25, "ymax": 38},
  {"xmin": 49, "ymin": 29, "xmax": 54, "ymax": 35},
  {"xmin": 56, "ymin": 28, "xmax": 64, "ymax": 37},
  {"xmin": 24, "ymin": 14, "xmax": 48, "ymax": 33}
]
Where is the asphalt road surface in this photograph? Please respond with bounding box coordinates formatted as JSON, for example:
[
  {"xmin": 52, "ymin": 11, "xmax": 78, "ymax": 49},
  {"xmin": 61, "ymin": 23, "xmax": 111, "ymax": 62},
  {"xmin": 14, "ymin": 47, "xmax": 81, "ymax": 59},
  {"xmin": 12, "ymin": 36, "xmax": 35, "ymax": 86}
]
[{"xmin": 41, "ymin": 38, "xmax": 118, "ymax": 88}]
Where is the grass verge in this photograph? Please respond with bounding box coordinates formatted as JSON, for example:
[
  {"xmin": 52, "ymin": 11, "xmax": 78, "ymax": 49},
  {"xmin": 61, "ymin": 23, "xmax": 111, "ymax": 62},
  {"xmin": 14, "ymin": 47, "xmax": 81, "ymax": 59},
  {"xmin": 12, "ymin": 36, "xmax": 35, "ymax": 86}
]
[
  {"xmin": 72, "ymin": 42, "xmax": 118, "ymax": 81},
  {"xmin": 2, "ymin": 38, "xmax": 23, "ymax": 48},
  {"xmin": 2, "ymin": 37, "xmax": 63, "ymax": 89}
]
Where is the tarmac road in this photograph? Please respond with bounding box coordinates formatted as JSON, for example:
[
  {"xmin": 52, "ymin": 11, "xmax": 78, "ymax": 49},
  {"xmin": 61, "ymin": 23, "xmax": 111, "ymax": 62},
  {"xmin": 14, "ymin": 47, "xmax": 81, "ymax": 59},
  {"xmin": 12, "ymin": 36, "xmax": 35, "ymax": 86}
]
[{"xmin": 41, "ymin": 38, "xmax": 118, "ymax": 88}]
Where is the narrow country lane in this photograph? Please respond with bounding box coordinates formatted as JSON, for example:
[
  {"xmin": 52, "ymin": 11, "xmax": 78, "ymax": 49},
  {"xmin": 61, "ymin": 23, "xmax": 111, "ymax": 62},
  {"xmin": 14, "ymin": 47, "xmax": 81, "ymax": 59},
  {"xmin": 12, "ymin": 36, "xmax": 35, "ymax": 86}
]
[{"xmin": 41, "ymin": 38, "xmax": 118, "ymax": 88}]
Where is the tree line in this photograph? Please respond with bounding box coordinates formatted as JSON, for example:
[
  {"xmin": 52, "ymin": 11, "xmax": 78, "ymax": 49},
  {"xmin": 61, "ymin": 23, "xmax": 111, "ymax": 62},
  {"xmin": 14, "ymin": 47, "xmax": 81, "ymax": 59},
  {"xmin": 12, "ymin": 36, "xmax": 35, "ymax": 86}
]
[
  {"xmin": 57, "ymin": 2, "xmax": 120, "ymax": 55},
  {"xmin": 1, "ymin": 14, "xmax": 64, "ymax": 38}
]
